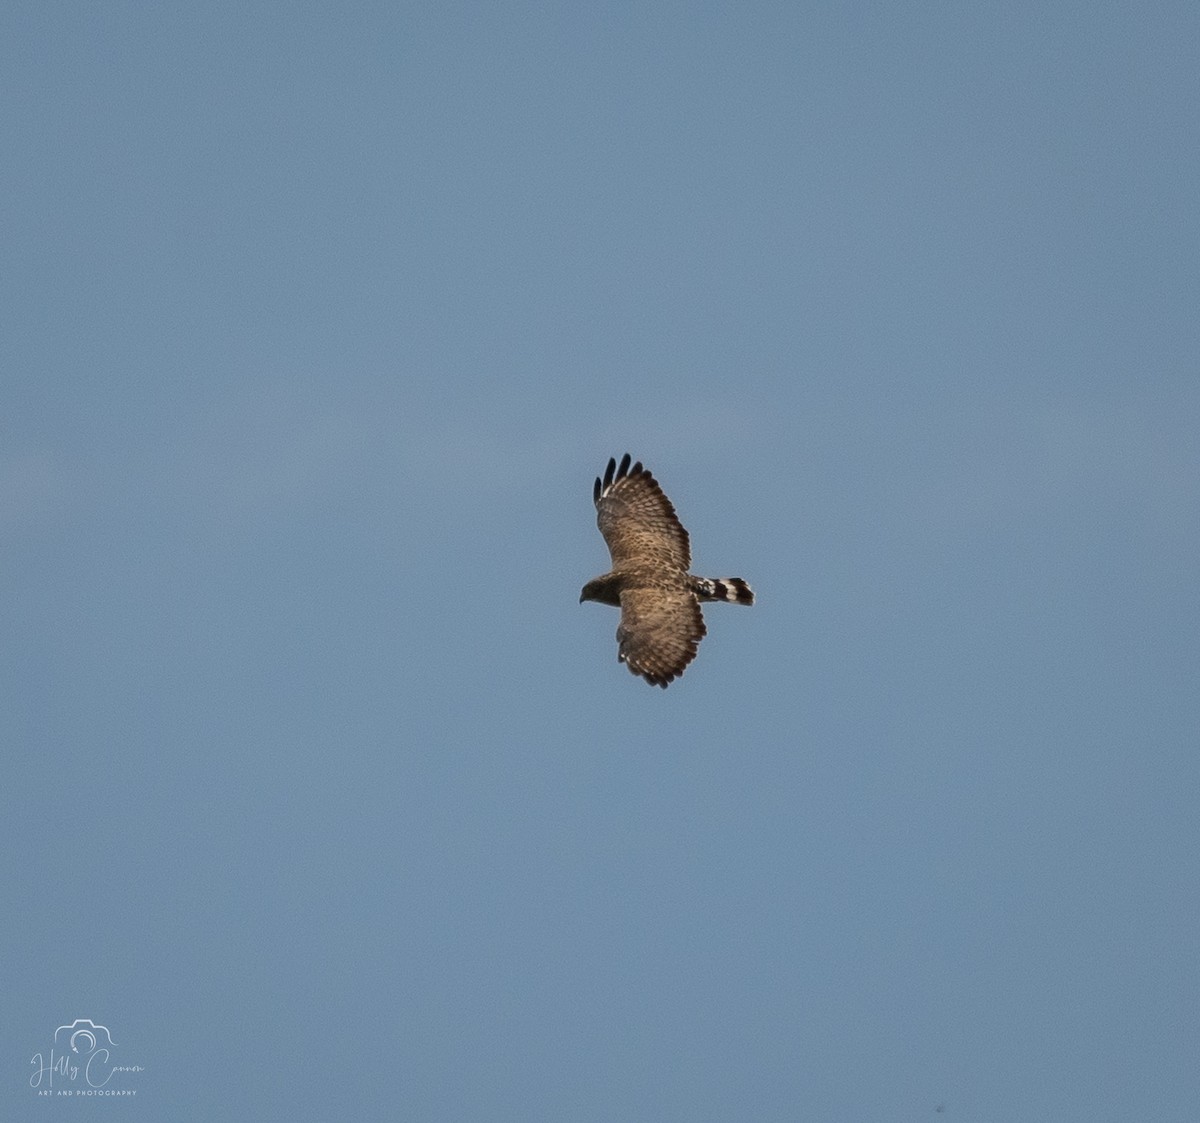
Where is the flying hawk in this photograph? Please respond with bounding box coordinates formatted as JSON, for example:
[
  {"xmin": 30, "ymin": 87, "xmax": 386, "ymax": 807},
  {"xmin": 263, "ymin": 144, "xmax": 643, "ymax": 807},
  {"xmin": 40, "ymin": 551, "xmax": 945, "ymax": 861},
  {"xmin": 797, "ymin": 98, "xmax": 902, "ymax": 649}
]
[{"xmin": 580, "ymin": 454, "xmax": 754, "ymax": 687}]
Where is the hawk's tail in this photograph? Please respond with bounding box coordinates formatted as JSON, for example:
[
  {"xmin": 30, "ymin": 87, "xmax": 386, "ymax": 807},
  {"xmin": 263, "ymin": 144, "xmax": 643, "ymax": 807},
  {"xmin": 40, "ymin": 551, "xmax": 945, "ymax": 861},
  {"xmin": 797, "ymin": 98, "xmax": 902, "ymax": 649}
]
[{"xmin": 693, "ymin": 577, "xmax": 754, "ymax": 605}]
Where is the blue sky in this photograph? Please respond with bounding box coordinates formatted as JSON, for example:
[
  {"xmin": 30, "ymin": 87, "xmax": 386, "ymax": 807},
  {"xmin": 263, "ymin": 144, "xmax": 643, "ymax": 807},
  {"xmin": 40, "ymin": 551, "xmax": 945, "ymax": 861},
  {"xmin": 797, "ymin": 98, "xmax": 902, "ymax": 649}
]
[{"xmin": 3, "ymin": 1, "xmax": 1198, "ymax": 1119}]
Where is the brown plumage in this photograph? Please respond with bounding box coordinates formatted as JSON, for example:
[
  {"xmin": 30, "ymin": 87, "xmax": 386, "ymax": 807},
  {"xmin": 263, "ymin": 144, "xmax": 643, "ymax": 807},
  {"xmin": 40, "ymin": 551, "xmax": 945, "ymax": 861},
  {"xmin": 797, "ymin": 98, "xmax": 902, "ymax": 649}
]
[{"xmin": 579, "ymin": 454, "xmax": 754, "ymax": 687}]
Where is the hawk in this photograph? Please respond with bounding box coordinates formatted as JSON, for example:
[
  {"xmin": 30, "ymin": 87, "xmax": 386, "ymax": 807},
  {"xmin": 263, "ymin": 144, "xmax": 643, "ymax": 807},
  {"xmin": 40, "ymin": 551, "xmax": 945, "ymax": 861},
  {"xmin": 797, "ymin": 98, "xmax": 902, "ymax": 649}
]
[{"xmin": 580, "ymin": 453, "xmax": 754, "ymax": 687}]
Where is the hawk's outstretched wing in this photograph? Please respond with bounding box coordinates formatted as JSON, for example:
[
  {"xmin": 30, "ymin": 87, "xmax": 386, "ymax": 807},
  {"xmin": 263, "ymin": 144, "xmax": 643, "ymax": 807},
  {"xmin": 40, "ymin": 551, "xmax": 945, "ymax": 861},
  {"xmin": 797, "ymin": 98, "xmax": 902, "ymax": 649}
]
[
  {"xmin": 594, "ymin": 454, "xmax": 690, "ymax": 571},
  {"xmin": 615, "ymin": 586, "xmax": 706, "ymax": 688}
]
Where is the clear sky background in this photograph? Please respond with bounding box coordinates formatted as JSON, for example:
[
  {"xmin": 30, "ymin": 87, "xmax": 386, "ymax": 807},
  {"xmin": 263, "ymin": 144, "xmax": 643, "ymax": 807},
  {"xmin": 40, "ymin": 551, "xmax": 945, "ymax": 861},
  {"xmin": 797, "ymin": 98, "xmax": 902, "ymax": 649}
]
[{"xmin": 3, "ymin": 2, "xmax": 1198, "ymax": 1119}]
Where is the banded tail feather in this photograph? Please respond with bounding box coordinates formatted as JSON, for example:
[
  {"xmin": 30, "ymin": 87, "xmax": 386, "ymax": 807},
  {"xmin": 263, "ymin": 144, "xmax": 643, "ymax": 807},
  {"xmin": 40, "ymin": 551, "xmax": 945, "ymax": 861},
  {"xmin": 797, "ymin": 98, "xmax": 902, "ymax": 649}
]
[{"xmin": 692, "ymin": 576, "xmax": 754, "ymax": 605}]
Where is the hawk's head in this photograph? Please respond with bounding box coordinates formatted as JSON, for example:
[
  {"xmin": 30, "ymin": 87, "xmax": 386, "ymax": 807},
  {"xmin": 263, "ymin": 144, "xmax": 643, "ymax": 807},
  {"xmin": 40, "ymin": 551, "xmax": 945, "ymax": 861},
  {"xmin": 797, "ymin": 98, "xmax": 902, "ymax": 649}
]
[{"xmin": 579, "ymin": 575, "xmax": 622, "ymax": 606}]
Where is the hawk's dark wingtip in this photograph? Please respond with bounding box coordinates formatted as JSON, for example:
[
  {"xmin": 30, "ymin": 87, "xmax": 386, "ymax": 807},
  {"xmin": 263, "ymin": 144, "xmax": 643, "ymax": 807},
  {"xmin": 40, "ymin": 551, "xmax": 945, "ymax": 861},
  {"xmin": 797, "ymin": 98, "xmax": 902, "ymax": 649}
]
[
  {"xmin": 602, "ymin": 456, "xmax": 617, "ymax": 491},
  {"xmin": 598, "ymin": 454, "xmax": 638, "ymax": 502}
]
